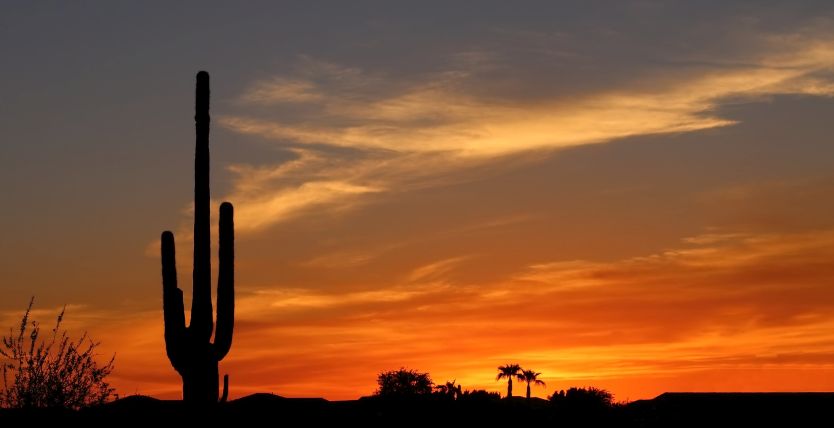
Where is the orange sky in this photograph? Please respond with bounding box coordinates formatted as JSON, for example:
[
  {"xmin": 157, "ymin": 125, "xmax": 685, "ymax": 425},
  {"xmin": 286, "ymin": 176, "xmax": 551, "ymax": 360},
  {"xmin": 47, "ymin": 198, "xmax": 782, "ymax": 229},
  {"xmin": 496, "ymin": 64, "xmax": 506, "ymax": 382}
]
[
  {"xmin": 4, "ymin": 2, "xmax": 834, "ymax": 402},
  {"xmin": 104, "ymin": 230, "xmax": 834, "ymax": 399},
  {"xmin": 11, "ymin": 227, "xmax": 834, "ymax": 400}
]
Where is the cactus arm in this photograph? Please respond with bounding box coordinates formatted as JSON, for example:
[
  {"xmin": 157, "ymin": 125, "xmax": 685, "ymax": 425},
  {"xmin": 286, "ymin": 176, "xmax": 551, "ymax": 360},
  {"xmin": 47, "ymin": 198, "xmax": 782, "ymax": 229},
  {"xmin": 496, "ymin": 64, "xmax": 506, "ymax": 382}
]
[
  {"xmin": 161, "ymin": 231, "xmax": 186, "ymax": 370},
  {"xmin": 219, "ymin": 374, "xmax": 229, "ymax": 403},
  {"xmin": 190, "ymin": 70, "xmax": 214, "ymax": 342},
  {"xmin": 214, "ymin": 202, "xmax": 235, "ymax": 360}
]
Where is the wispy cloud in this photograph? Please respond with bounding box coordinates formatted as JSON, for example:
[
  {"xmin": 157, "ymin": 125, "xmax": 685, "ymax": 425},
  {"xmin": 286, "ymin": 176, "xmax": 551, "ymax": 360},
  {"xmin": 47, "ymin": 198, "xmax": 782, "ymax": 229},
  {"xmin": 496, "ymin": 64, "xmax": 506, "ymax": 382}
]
[
  {"xmin": 239, "ymin": 78, "xmax": 324, "ymax": 104},
  {"xmin": 225, "ymin": 35, "xmax": 834, "ymax": 158},
  {"xmin": 408, "ymin": 256, "xmax": 471, "ymax": 282},
  {"xmin": 239, "ymin": 281, "xmax": 451, "ymax": 312},
  {"xmin": 215, "ymin": 30, "xmax": 834, "ymax": 232}
]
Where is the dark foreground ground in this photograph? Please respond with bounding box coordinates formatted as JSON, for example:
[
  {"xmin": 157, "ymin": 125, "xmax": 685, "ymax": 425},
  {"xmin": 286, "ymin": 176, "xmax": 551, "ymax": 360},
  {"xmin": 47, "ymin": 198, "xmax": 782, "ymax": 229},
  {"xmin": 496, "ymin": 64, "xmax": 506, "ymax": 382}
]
[{"xmin": 2, "ymin": 392, "xmax": 833, "ymax": 426}]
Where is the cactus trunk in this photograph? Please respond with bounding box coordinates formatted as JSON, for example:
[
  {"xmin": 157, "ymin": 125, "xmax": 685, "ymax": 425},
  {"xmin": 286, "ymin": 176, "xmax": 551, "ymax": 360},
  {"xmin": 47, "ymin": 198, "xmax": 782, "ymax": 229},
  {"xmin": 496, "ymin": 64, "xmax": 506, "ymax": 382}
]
[
  {"xmin": 181, "ymin": 341, "xmax": 218, "ymax": 402},
  {"xmin": 161, "ymin": 71, "xmax": 235, "ymax": 404},
  {"xmin": 191, "ymin": 71, "xmax": 214, "ymax": 343}
]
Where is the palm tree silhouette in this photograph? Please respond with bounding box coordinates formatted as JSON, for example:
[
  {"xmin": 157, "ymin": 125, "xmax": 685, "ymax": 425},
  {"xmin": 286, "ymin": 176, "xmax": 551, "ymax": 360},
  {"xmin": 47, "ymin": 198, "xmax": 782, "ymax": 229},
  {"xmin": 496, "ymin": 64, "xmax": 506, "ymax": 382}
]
[
  {"xmin": 496, "ymin": 364, "xmax": 523, "ymax": 398},
  {"xmin": 520, "ymin": 369, "xmax": 546, "ymax": 399}
]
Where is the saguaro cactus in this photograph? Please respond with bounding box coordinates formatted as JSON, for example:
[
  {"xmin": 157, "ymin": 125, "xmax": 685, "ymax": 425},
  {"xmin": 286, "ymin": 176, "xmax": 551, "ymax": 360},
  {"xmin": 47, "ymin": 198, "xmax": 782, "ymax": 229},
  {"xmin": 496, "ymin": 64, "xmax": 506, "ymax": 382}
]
[{"xmin": 160, "ymin": 71, "xmax": 234, "ymax": 404}]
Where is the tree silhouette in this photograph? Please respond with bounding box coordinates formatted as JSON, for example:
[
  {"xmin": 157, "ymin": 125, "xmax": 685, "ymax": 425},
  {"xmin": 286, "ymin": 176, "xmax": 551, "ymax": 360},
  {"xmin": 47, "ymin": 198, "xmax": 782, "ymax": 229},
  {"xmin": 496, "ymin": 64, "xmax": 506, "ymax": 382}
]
[
  {"xmin": 496, "ymin": 364, "xmax": 523, "ymax": 398},
  {"xmin": 550, "ymin": 386, "xmax": 614, "ymax": 411},
  {"xmin": 434, "ymin": 380, "xmax": 462, "ymax": 399},
  {"xmin": 458, "ymin": 389, "xmax": 501, "ymax": 402},
  {"xmin": 520, "ymin": 370, "xmax": 546, "ymax": 399},
  {"xmin": 375, "ymin": 368, "xmax": 434, "ymax": 397},
  {"xmin": 160, "ymin": 71, "xmax": 235, "ymax": 404},
  {"xmin": 0, "ymin": 298, "xmax": 115, "ymax": 409}
]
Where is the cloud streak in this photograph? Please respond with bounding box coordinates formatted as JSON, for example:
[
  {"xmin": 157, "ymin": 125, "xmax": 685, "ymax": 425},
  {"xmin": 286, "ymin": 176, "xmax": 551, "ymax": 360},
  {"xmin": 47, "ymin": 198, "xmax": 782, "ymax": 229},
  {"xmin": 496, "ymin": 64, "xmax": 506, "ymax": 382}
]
[{"xmin": 216, "ymin": 29, "xmax": 834, "ymax": 232}]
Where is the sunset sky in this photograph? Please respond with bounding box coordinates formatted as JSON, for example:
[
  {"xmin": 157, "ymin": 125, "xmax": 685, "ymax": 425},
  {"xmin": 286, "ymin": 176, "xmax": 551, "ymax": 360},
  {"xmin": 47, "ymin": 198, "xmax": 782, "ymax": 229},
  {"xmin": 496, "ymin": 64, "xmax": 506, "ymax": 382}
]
[{"xmin": 4, "ymin": 1, "xmax": 834, "ymax": 401}]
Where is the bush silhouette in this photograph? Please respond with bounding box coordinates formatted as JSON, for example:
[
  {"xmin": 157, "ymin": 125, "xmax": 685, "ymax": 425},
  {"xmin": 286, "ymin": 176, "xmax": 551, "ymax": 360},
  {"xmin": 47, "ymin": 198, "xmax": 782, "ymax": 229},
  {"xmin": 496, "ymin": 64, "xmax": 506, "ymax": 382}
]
[
  {"xmin": 550, "ymin": 386, "xmax": 614, "ymax": 414},
  {"xmin": 458, "ymin": 389, "xmax": 501, "ymax": 402},
  {"xmin": 0, "ymin": 298, "xmax": 115, "ymax": 410},
  {"xmin": 375, "ymin": 368, "xmax": 433, "ymax": 397}
]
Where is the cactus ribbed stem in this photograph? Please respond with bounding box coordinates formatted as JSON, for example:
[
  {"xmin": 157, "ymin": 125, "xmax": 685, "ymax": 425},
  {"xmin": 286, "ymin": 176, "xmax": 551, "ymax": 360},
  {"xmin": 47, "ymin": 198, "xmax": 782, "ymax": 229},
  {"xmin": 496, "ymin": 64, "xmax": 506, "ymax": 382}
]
[
  {"xmin": 161, "ymin": 71, "xmax": 235, "ymax": 404},
  {"xmin": 191, "ymin": 71, "xmax": 213, "ymax": 342}
]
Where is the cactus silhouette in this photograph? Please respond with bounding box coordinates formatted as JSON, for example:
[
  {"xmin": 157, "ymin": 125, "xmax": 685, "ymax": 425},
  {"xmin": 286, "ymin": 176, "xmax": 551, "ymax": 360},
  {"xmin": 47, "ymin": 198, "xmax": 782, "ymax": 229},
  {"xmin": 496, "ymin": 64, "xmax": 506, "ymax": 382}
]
[{"xmin": 160, "ymin": 71, "xmax": 234, "ymax": 404}]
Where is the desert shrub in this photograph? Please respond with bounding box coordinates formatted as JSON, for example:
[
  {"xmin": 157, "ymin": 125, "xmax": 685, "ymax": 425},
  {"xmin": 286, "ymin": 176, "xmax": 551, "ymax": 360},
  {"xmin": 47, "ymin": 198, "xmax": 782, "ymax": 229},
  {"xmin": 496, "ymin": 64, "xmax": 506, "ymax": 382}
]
[{"xmin": 0, "ymin": 298, "xmax": 115, "ymax": 409}]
